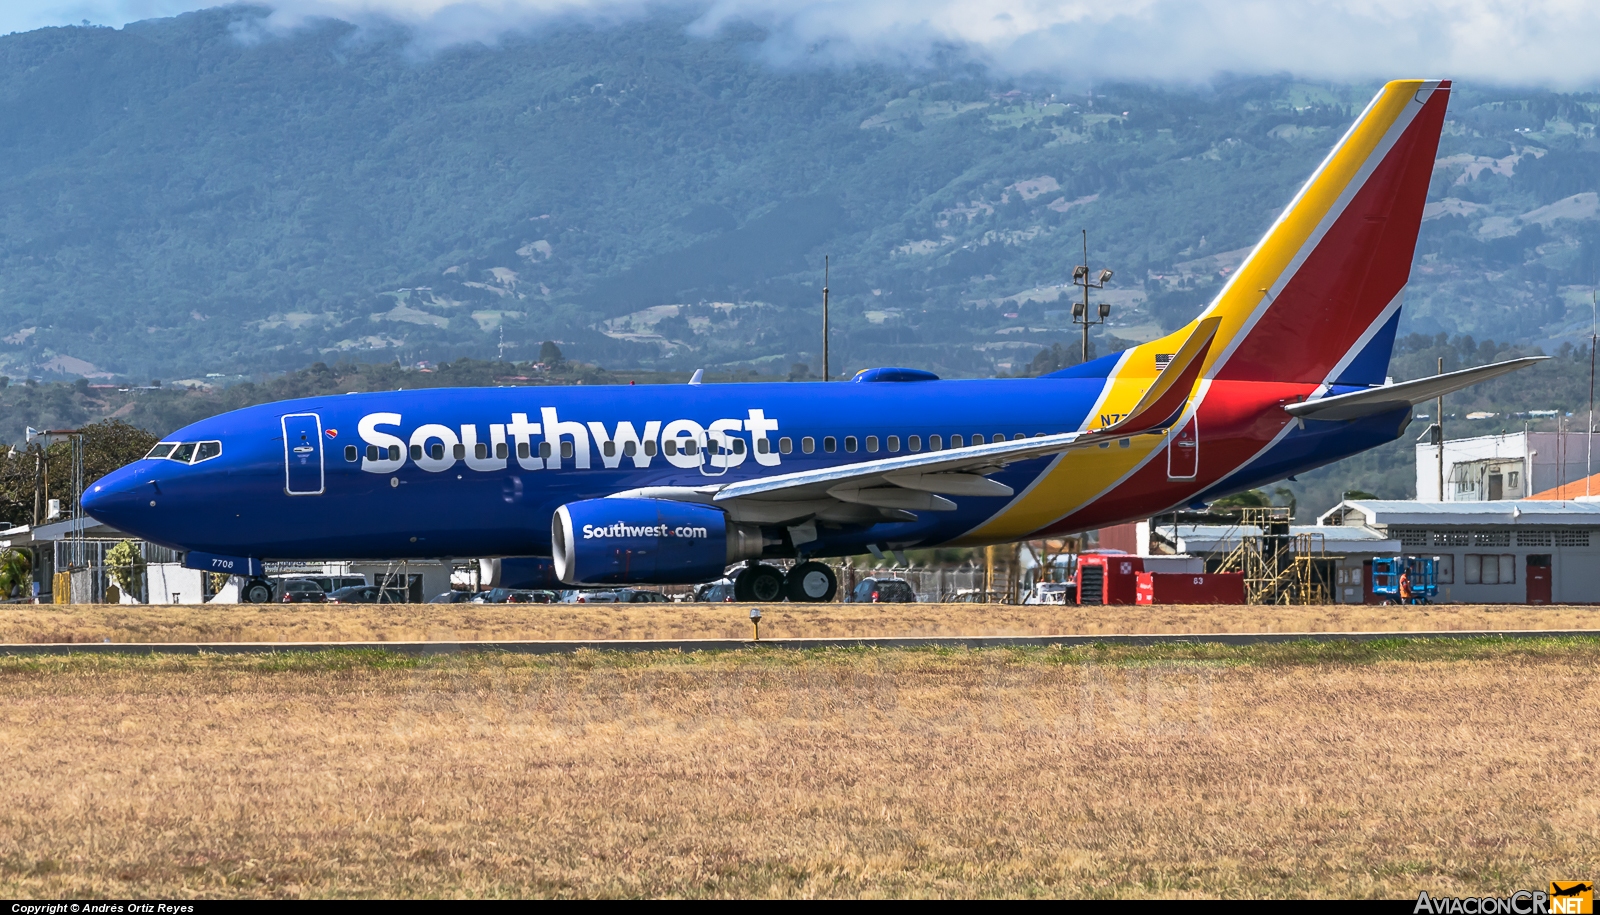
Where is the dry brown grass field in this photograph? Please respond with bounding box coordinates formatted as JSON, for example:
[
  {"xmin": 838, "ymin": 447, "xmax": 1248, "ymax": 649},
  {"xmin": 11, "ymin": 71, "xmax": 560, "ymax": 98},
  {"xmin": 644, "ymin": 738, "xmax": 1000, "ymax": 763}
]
[
  {"xmin": 1, "ymin": 640, "xmax": 1597, "ymax": 897},
  {"xmin": 0, "ymin": 600, "xmax": 1596, "ymax": 644}
]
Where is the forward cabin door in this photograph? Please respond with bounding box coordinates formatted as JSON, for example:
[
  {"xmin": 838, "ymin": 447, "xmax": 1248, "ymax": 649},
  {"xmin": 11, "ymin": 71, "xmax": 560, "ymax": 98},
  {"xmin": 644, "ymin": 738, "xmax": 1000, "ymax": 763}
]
[
  {"xmin": 282, "ymin": 412, "xmax": 325, "ymax": 496},
  {"xmin": 1167, "ymin": 416, "xmax": 1199, "ymax": 480}
]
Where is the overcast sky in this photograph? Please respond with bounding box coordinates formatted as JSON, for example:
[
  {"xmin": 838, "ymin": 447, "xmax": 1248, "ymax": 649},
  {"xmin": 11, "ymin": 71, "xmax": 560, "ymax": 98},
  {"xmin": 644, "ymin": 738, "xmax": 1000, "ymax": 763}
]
[{"xmin": 6, "ymin": 0, "xmax": 1600, "ymax": 88}]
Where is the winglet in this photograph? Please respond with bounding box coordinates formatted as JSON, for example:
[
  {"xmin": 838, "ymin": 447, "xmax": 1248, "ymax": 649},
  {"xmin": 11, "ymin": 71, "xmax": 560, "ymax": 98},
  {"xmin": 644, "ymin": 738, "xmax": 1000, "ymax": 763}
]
[{"xmin": 1097, "ymin": 317, "xmax": 1219, "ymax": 436}]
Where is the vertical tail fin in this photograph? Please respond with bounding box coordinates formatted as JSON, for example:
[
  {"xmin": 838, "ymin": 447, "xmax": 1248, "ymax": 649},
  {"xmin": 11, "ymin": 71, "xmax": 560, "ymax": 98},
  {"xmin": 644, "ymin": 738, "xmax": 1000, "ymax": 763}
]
[{"xmin": 1199, "ymin": 79, "xmax": 1451, "ymax": 385}]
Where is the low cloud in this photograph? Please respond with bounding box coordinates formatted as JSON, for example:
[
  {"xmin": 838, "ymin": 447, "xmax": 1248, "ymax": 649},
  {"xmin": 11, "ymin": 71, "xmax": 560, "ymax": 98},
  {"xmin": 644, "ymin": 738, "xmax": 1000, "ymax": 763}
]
[{"xmin": 12, "ymin": 0, "xmax": 1600, "ymax": 88}]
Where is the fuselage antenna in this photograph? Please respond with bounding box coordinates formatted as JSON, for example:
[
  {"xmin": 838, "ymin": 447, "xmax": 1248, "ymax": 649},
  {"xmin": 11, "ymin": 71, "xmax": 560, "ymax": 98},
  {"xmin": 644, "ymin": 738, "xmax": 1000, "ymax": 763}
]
[{"xmin": 822, "ymin": 255, "xmax": 830, "ymax": 382}]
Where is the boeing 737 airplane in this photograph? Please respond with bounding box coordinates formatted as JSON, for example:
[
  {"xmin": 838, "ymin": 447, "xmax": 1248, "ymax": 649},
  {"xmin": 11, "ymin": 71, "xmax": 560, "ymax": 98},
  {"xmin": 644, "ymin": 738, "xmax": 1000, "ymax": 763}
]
[{"xmin": 83, "ymin": 79, "xmax": 1542, "ymax": 603}]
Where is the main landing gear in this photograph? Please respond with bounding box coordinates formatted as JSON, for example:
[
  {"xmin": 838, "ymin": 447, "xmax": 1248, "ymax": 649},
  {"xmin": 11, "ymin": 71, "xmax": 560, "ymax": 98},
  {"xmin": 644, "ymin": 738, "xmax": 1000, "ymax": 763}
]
[{"xmin": 732, "ymin": 561, "xmax": 838, "ymax": 603}]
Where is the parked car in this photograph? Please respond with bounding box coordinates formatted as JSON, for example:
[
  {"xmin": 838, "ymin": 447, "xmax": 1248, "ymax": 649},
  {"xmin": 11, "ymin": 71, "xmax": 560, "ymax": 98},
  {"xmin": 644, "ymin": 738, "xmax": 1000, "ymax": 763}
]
[
  {"xmin": 327, "ymin": 585, "xmax": 410, "ymax": 604},
  {"xmin": 428, "ymin": 590, "xmax": 478, "ymax": 604},
  {"xmin": 507, "ymin": 589, "xmax": 557, "ymax": 603},
  {"xmin": 301, "ymin": 575, "xmax": 367, "ymax": 594},
  {"xmin": 942, "ymin": 589, "xmax": 997, "ymax": 604},
  {"xmin": 618, "ymin": 588, "xmax": 671, "ymax": 603},
  {"xmin": 473, "ymin": 587, "xmax": 557, "ymax": 604},
  {"xmin": 1023, "ymin": 582, "xmax": 1073, "ymax": 605},
  {"xmin": 695, "ymin": 580, "xmax": 737, "ymax": 602},
  {"xmin": 563, "ymin": 589, "xmax": 622, "ymax": 603},
  {"xmin": 847, "ymin": 577, "xmax": 917, "ymax": 603},
  {"xmin": 278, "ymin": 578, "xmax": 327, "ymax": 603}
]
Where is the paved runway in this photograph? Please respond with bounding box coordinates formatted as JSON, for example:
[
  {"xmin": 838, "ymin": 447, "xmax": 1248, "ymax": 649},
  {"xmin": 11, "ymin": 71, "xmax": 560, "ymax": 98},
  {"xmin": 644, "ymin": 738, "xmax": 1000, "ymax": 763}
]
[{"xmin": 2, "ymin": 629, "xmax": 1597, "ymax": 655}]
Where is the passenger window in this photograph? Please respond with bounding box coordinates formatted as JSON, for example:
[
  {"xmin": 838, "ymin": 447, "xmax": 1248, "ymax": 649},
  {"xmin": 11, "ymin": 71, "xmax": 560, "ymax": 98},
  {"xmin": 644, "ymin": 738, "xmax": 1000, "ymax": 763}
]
[
  {"xmin": 684, "ymin": 441, "xmax": 698, "ymax": 456},
  {"xmin": 644, "ymin": 440, "xmax": 657, "ymax": 457},
  {"xmin": 603, "ymin": 441, "xmax": 616, "ymax": 457},
  {"xmin": 539, "ymin": 442, "xmax": 552, "ymax": 459},
  {"xmin": 780, "ymin": 437, "xmax": 793, "ymax": 454},
  {"xmin": 824, "ymin": 436, "xmax": 837, "ymax": 453},
  {"xmin": 345, "ymin": 445, "xmax": 358, "ymax": 462},
  {"xmin": 146, "ymin": 443, "xmax": 176, "ymax": 460},
  {"xmin": 389, "ymin": 445, "xmax": 401, "ymax": 461},
  {"xmin": 562, "ymin": 442, "xmax": 574, "ymax": 459},
  {"xmin": 951, "ymin": 434, "xmax": 964, "ymax": 448},
  {"xmin": 994, "ymin": 433, "xmax": 1005, "ymax": 442},
  {"xmin": 193, "ymin": 441, "xmax": 222, "ymax": 463},
  {"xmin": 410, "ymin": 444, "xmax": 423, "ymax": 460},
  {"xmin": 887, "ymin": 436, "xmax": 900, "ymax": 453},
  {"xmin": 623, "ymin": 441, "xmax": 637, "ymax": 457},
  {"xmin": 866, "ymin": 435, "xmax": 879, "ymax": 452},
  {"xmin": 1014, "ymin": 433, "xmax": 1026, "ymax": 441},
  {"xmin": 518, "ymin": 441, "xmax": 531, "ymax": 460},
  {"xmin": 971, "ymin": 434, "xmax": 984, "ymax": 444},
  {"xmin": 429, "ymin": 443, "xmax": 444, "ymax": 460},
  {"xmin": 664, "ymin": 439, "xmax": 678, "ymax": 456},
  {"xmin": 732, "ymin": 439, "xmax": 746, "ymax": 454},
  {"xmin": 756, "ymin": 438, "xmax": 769, "ymax": 454},
  {"xmin": 495, "ymin": 442, "xmax": 508, "ymax": 460},
  {"xmin": 453, "ymin": 443, "xmax": 465, "ymax": 459},
  {"xmin": 171, "ymin": 443, "xmax": 196, "ymax": 463},
  {"xmin": 930, "ymin": 435, "xmax": 942, "ymax": 451},
  {"xmin": 802, "ymin": 437, "xmax": 815, "ymax": 454},
  {"xmin": 475, "ymin": 443, "xmax": 488, "ymax": 459},
  {"xmin": 909, "ymin": 435, "xmax": 921, "ymax": 452},
  {"xmin": 367, "ymin": 444, "xmax": 380, "ymax": 461},
  {"xmin": 844, "ymin": 436, "xmax": 858, "ymax": 453}
]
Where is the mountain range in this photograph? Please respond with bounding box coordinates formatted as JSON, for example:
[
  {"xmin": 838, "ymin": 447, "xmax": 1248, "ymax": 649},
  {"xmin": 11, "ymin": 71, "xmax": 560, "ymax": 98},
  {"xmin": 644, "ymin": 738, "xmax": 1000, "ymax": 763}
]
[{"xmin": 1, "ymin": 7, "xmax": 1596, "ymax": 386}]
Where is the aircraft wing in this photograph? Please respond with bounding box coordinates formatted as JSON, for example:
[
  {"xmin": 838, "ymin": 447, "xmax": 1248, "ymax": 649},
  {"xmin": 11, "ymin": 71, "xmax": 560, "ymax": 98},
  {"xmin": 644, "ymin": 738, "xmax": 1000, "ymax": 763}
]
[
  {"xmin": 612, "ymin": 319, "xmax": 1217, "ymax": 523},
  {"xmin": 1283, "ymin": 356, "xmax": 1546, "ymax": 422}
]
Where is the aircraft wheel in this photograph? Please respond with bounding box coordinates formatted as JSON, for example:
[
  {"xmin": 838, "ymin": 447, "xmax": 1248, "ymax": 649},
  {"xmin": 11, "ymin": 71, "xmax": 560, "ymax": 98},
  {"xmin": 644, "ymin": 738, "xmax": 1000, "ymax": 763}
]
[
  {"xmin": 734, "ymin": 564, "xmax": 786, "ymax": 602},
  {"xmin": 785, "ymin": 561, "xmax": 837, "ymax": 603},
  {"xmin": 242, "ymin": 579, "xmax": 274, "ymax": 603}
]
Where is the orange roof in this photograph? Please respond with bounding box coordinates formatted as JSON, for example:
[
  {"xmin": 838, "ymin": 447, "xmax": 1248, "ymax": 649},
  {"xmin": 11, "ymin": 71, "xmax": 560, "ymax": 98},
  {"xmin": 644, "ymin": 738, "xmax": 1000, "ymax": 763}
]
[{"xmin": 1528, "ymin": 472, "xmax": 1600, "ymax": 500}]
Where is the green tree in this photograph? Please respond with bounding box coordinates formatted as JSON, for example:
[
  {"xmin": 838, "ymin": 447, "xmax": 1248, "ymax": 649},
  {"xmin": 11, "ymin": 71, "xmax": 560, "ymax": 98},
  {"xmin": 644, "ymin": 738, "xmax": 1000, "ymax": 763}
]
[
  {"xmin": 0, "ymin": 547, "xmax": 29, "ymax": 600},
  {"xmin": 106, "ymin": 539, "xmax": 143, "ymax": 598}
]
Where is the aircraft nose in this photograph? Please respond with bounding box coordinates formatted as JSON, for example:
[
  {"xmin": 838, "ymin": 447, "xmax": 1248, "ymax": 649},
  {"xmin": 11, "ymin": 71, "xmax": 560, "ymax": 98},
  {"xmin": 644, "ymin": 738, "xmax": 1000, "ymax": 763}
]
[{"xmin": 82, "ymin": 466, "xmax": 148, "ymax": 526}]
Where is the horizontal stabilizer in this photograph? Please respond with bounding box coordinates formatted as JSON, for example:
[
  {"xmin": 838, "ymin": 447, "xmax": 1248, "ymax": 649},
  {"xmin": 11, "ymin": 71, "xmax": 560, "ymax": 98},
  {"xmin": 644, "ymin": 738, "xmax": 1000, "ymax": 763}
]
[
  {"xmin": 1284, "ymin": 357, "xmax": 1546, "ymax": 422},
  {"xmin": 1098, "ymin": 317, "xmax": 1219, "ymax": 436}
]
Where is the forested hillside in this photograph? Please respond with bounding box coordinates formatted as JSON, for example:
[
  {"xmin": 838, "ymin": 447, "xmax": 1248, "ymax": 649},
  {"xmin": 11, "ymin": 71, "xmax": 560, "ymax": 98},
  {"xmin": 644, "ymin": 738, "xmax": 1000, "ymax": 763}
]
[{"xmin": 1, "ymin": 7, "xmax": 1597, "ymax": 384}]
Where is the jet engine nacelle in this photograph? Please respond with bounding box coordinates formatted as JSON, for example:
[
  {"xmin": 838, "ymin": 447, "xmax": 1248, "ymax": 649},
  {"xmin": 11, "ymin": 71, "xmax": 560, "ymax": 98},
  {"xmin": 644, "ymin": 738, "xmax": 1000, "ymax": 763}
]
[{"xmin": 552, "ymin": 498, "xmax": 763, "ymax": 585}]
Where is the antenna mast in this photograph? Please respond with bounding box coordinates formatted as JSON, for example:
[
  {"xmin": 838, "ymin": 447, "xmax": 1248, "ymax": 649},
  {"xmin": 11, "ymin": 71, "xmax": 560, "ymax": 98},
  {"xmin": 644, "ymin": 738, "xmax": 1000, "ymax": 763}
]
[
  {"xmin": 822, "ymin": 256, "xmax": 830, "ymax": 382},
  {"xmin": 1589, "ymin": 291, "xmax": 1596, "ymax": 496}
]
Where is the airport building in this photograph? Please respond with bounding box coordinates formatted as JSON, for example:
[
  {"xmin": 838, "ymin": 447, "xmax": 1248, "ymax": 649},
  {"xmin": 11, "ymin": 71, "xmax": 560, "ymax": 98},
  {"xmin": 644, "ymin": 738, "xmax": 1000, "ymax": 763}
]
[
  {"xmin": 1415, "ymin": 430, "xmax": 1600, "ymax": 502},
  {"xmin": 0, "ymin": 519, "xmax": 450, "ymax": 604},
  {"xmin": 1318, "ymin": 499, "xmax": 1600, "ymax": 604}
]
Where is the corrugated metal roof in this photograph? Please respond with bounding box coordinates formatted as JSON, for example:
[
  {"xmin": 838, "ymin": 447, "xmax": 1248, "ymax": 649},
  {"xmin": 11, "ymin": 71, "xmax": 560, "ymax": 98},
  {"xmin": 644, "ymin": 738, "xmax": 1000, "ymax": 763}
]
[{"xmin": 1323, "ymin": 499, "xmax": 1600, "ymax": 527}]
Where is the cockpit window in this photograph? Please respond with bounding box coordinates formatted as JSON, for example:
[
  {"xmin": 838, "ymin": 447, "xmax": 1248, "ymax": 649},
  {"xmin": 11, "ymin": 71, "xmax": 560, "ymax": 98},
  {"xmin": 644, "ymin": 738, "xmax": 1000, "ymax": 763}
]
[{"xmin": 152, "ymin": 440, "xmax": 223, "ymax": 464}]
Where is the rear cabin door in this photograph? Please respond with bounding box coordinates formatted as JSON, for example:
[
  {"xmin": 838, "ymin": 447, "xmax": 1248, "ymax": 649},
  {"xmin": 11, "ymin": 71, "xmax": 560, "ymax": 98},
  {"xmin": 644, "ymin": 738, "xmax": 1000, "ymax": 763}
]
[
  {"xmin": 282, "ymin": 413, "xmax": 325, "ymax": 496},
  {"xmin": 1167, "ymin": 416, "xmax": 1198, "ymax": 480},
  {"xmin": 1526, "ymin": 554, "xmax": 1552, "ymax": 605}
]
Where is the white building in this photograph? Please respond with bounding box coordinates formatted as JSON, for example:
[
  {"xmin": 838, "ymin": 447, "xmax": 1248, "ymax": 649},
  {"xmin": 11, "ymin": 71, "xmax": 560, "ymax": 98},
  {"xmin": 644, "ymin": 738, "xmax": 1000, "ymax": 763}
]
[
  {"xmin": 1416, "ymin": 431, "xmax": 1600, "ymax": 502},
  {"xmin": 1319, "ymin": 499, "xmax": 1600, "ymax": 604}
]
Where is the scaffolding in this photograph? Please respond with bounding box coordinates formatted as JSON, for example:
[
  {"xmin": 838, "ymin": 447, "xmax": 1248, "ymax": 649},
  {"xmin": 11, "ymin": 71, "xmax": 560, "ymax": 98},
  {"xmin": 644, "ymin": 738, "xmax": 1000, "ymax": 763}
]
[{"xmin": 1212, "ymin": 507, "xmax": 1341, "ymax": 604}]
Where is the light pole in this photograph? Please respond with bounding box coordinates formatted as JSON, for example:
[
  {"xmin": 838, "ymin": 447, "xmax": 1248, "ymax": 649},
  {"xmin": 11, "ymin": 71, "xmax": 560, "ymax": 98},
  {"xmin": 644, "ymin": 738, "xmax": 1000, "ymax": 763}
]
[{"xmin": 1071, "ymin": 229, "xmax": 1113, "ymax": 363}]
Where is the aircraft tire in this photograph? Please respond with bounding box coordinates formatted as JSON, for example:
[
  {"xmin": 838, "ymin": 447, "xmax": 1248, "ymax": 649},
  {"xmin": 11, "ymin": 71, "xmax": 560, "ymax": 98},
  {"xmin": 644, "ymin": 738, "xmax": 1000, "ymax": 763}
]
[
  {"xmin": 242, "ymin": 579, "xmax": 274, "ymax": 603},
  {"xmin": 734, "ymin": 564, "xmax": 786, "ymax": 602},
  {"xmin": 785, "ymin": 562, "xmax": 837, "ymax": 603}
]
